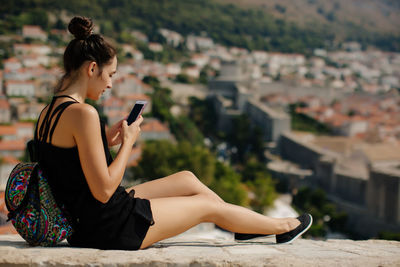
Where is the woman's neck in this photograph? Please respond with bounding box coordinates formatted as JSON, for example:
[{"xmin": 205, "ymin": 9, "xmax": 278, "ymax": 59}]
[{"xmin": 57, "ymin": 76, "xmax": 87, "ymax": 103}]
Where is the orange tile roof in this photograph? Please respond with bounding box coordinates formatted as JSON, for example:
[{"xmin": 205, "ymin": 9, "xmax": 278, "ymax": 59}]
[
  {"xmin": 0, "ymin": 125, "xmax": 17, "ymax": 135},
  {"xmin": 0, "ymin": 140, "xmax": 26, "ymax": 150},
  {"xmin": 141, "ymin": 120, "xmax": 169, "ymax": 133},
  {"xmin": 5, "ymin": 80, "xmax": 35, "ymax": 86},
  {"xmin": 22, "ymin": 25, "xmax": 45, "ymax": 35},
  {"xmin": 350, "ymin": 115, "xmax": 367, "ymax": 122},
  {"xmin": 326, "ymin": 114, "xmax": 350, "ymax": 127},
  {"xmin": 15, "ymin": 122, "xmax": 34, "ymax": 128},
  {"xmin": 0, "ymin": 99, "xmax": 10, "ymax": 109},
  {"xmin": 115, "ymin": 74, "xmax": 141, "ymax": 84},
  {"xmin": 1, "ymin": 155, "xmax": 20, "ymax": 164},
  {"xmin": 102, "ymin": 96, "xmax": 124, "ymax": 107},
  {"xmin": 123, "ymin": 94, "xmax": 151, "ymax": 101},
  {"xmin": 4, "ymin": 57, "xmax": 19, "ymax": 63}
]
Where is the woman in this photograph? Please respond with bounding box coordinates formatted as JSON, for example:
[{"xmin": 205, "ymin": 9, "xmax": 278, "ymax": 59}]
[{"xmin": 36, "ymin": 16, "xmax": 312, "ymax": 250}]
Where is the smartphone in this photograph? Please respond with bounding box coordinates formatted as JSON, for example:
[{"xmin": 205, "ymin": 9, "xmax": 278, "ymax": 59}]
[{"xmin": 126, "ymin": 100, "xmax": 147, "ymax": 125}]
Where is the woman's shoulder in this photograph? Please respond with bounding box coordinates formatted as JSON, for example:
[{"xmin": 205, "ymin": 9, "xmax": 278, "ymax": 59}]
[
  {"xmin": 63, "ymin": 103, "xmax": 100, "ymax": 126},
  {"xmin": 66, "ymin": 103, "xmax": 98, "ymax": 117}
]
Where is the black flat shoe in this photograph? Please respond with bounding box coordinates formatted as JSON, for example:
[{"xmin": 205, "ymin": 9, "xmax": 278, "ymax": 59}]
[
  {"xmin": 276, "ymin": 213, "xmax": 313, "ymax": 244},
  {"xmin": 234, "ymin": 232, "xmax": 271, "ymax": 242}
]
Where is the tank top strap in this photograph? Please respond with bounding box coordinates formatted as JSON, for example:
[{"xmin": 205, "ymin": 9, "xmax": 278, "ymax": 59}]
[
  {"xmin": 36, "ymin": 96, "xmax": 79, "ymax": 144},
  {"xmin": 36, "ymin": 96, "xmax": 58, "ymax": 142},
  {"xmin": 48, "ymin": 101, "xmax": 78, "ymax": 143}
]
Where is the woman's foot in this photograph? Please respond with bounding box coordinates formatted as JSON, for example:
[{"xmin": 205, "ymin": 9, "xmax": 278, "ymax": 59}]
[
  {"xmin": 234, "ymin": 216, "xmax": 301, "ymax": 241},
  {"xmin": 276, "ymin": 213, "xmax": 313, "ymax": 244}
]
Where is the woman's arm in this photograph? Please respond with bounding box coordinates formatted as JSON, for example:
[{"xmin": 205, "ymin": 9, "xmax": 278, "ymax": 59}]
[{"xmin": 71, "ymin": 104, "xmax": 142, "ymax": 203}]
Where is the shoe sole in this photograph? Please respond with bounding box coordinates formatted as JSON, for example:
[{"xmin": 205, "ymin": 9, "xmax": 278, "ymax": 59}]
[
  {"xmin": 279, "ymin": 214, "xmax": 313, "ymax": 244},
  {"xmin": 235, "ymin": 235, "xmax": 273, "ymax": 242}
]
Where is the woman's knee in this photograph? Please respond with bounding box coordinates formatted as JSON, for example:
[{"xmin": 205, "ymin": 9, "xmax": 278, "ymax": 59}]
[
  {"xmin": 195, "ymin": 194, "xmax": 223, "ymax": 223},
  {"xmin": 179, "ymin": 170, "xmax": 202, "ymax": 189},
  {"xmin": 179, "ymin": 170, "xmax": 199, "ymax": 183},
  {"xmin": 180, "ymin": 170, "xmax": 225, "ymax": 203}
]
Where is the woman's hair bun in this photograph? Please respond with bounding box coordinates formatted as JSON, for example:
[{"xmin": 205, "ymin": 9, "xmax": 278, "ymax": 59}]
[{"xmin": 68, "ymin": 16, "xmax": 94, "ymax": 40}]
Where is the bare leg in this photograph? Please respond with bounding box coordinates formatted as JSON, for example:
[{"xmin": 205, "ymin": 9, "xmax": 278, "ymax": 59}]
[
  {"xmin": 127, "ymin": 171, "xmax": 224, "ymax": 202},
  {"xmin": 140, "ymin": 194, "xmax": 300, "ymax": 249}
]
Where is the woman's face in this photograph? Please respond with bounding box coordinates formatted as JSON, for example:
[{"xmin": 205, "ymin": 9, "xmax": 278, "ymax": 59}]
[{"xmin": 87, "ymin": 56, "xmax": 117, "ymax": 100}]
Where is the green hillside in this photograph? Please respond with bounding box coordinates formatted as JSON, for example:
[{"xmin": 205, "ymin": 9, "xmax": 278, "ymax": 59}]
[
  {"xmin": 0, "ymin": 0, "xmax": 399, "ymax": 52},
  {"xmin": 216, "ymin": 0, "xmax": 400, "ymax": 35}
]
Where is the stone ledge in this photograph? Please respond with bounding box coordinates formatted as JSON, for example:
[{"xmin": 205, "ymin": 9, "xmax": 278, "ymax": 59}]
[{"xmin": 1, "ymin": 234, "xmax": 400, "ymax": 266}]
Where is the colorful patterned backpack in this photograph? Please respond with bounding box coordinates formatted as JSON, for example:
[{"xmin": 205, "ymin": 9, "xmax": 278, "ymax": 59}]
[{"xmin": 5, "ymin": 141, "xmax": 74, "ymax": 246}]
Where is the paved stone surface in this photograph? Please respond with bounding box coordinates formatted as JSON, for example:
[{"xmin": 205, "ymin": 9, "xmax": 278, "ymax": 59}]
[{"xmin": 1, "ymin": 234, "xmax": 400, "ymax": 266}]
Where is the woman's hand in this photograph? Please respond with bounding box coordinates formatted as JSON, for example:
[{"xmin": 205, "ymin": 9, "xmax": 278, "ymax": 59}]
[
  {"xmin": 106, "ymin": 119, "xmax": 124, "ymax": 146},
  {"xmin": 121, "ymin": 115, "xmax": 143, "ymax": 147}
]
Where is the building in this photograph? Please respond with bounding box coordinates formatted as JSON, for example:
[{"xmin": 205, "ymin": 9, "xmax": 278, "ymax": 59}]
[
  {"xmin": 3, "ymin": 58, "xmax": 22, "ymax": 71},
  {"xmin": 5, "ymin": 80, "xmax": 35, "ymax": 97},
  {"xmin": 131, "ymin": 30, "xmax": 148, "ymax": 43},
  {"xmin": 0, "ymin": 98, "xmax": 11, "ymax": 123},
  {"xmin": 140, "ymin": 118, "xmax": 173, "ymax": 141},
  {"xmin": 113, "ymin": 74, "xmax": 152, "ymax": 97},
  {"xmin": 190, "ymin": 54, "xmax": 209, "ymax": 68},
  {"xmin": 368, "ymin": 164, "xmax": 400, "ymax": 227},
  {"xmin": 209, "ymin": 60, "xmax": 290, "ymax": 142},
  {"xmin": 278, "ymin": 132, "xmax": 400, "ymax": 237},
  {"xmin": 245, "ymin": 99, "xmax": 291, "ymax": 142},
  {"xmin": 22, "ymin": 25, "xmax": 47, "ymax": 41},
  {"xmin": 158, "ymin": 29, "xmax": 183, "ymax": 47},
  {"xmin": 13, "ymin": 101, "xmax": 46, "ymax": 121},
  {"xmin": 183, "ymin": 66, "xmax": 200, "ymax": 79},
  {"xmin": 148, "ymin": 42, "xmax": 163, "ymax": 52},
  {"xmin": 13, "ymin": 43, "xmax": 51, "ymax": 56},
  {"xmin": 186, "ymin": 35, "xmax": 214, "ymax": 51},
  {"xmin": 0, "ymin": 139, "xmax": 26, "ymax": 158},
  {"xmin": 101, "ymin": 96, "xmax": 124, "ymax": 117}
]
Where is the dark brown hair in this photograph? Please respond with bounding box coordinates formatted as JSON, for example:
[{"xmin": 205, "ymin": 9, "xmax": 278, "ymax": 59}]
[{"xmin": 55, "ymin": 16, "xmax": 116, "ymax": 93}]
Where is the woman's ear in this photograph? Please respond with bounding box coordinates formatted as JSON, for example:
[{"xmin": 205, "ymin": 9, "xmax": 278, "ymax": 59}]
[{"xmin": 87, "ymin": 61, "xmax": 97, "ymax": 77}]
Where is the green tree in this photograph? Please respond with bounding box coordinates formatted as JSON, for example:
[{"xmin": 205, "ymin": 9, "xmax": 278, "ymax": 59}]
[
  {"xmin": 228, "ymin": 114, "xmax": 251, "ymax": 162},
  {"xmin": 151, "ymin": 86, "xmax": 173, "ymax": 122},
  {"xmin": 131, "ymin": 140, "xmax": 215, "ymax": 186},
  {"xmin": 292, "ymin": 187, "xmax": 349, "ymax": 238},
  {"xmin": 142, "ymin": 75, "xmax": 160, "ymax": 87},
  {"xmin": 175, "ymin": 73, "xmax": 191, "ymax": 84},
  {"xmin": 169, "ymin": 115, "xmax": 204, "ymax": 146},
  {"xmin": 189, "ymin": 96, "xmax": 217, "ymax": 137},
  {"xmin": 131, "ymin": 140, "xmax": 178, "ymax": 180},
  {"xmin": 247, "ymin": 173, "xmax": 277, "ymax": 213},
  {"xmin": 131, "ymin": 140, "xmax": 250, "ymax": 206},
  {"xmin": 210, "ymin": 161, "xmax": 248, "ymax": 206}
]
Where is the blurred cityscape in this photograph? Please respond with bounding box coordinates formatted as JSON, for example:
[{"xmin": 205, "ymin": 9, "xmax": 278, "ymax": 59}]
[{"xmin": 0, "ymin": 7, "xmax": 400, "ymax": 240}]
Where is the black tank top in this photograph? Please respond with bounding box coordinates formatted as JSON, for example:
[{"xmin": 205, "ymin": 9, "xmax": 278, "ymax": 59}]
[{"xmin": 34, "ymin": 95, "xmax": 154, "ymax": 250}]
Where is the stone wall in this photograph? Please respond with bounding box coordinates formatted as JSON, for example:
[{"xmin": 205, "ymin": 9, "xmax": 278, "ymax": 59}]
[
  {"xmin": 278, "ymin": 133, "xmax": 323, "ymax": 169},
  {"xmin": 1, "ymin": 234, "xmax": 399, "ymax": 266},
  {"xmin": 277, "ymin": 132, "xmax": 400, "ymax": 238},
  {"xmin": 245, "ymin": 99, "xmax": 291, "ymax": 142},
  {"xmin": 368, "ymin": 168, "xmax": 400, "ymax": 224}
]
